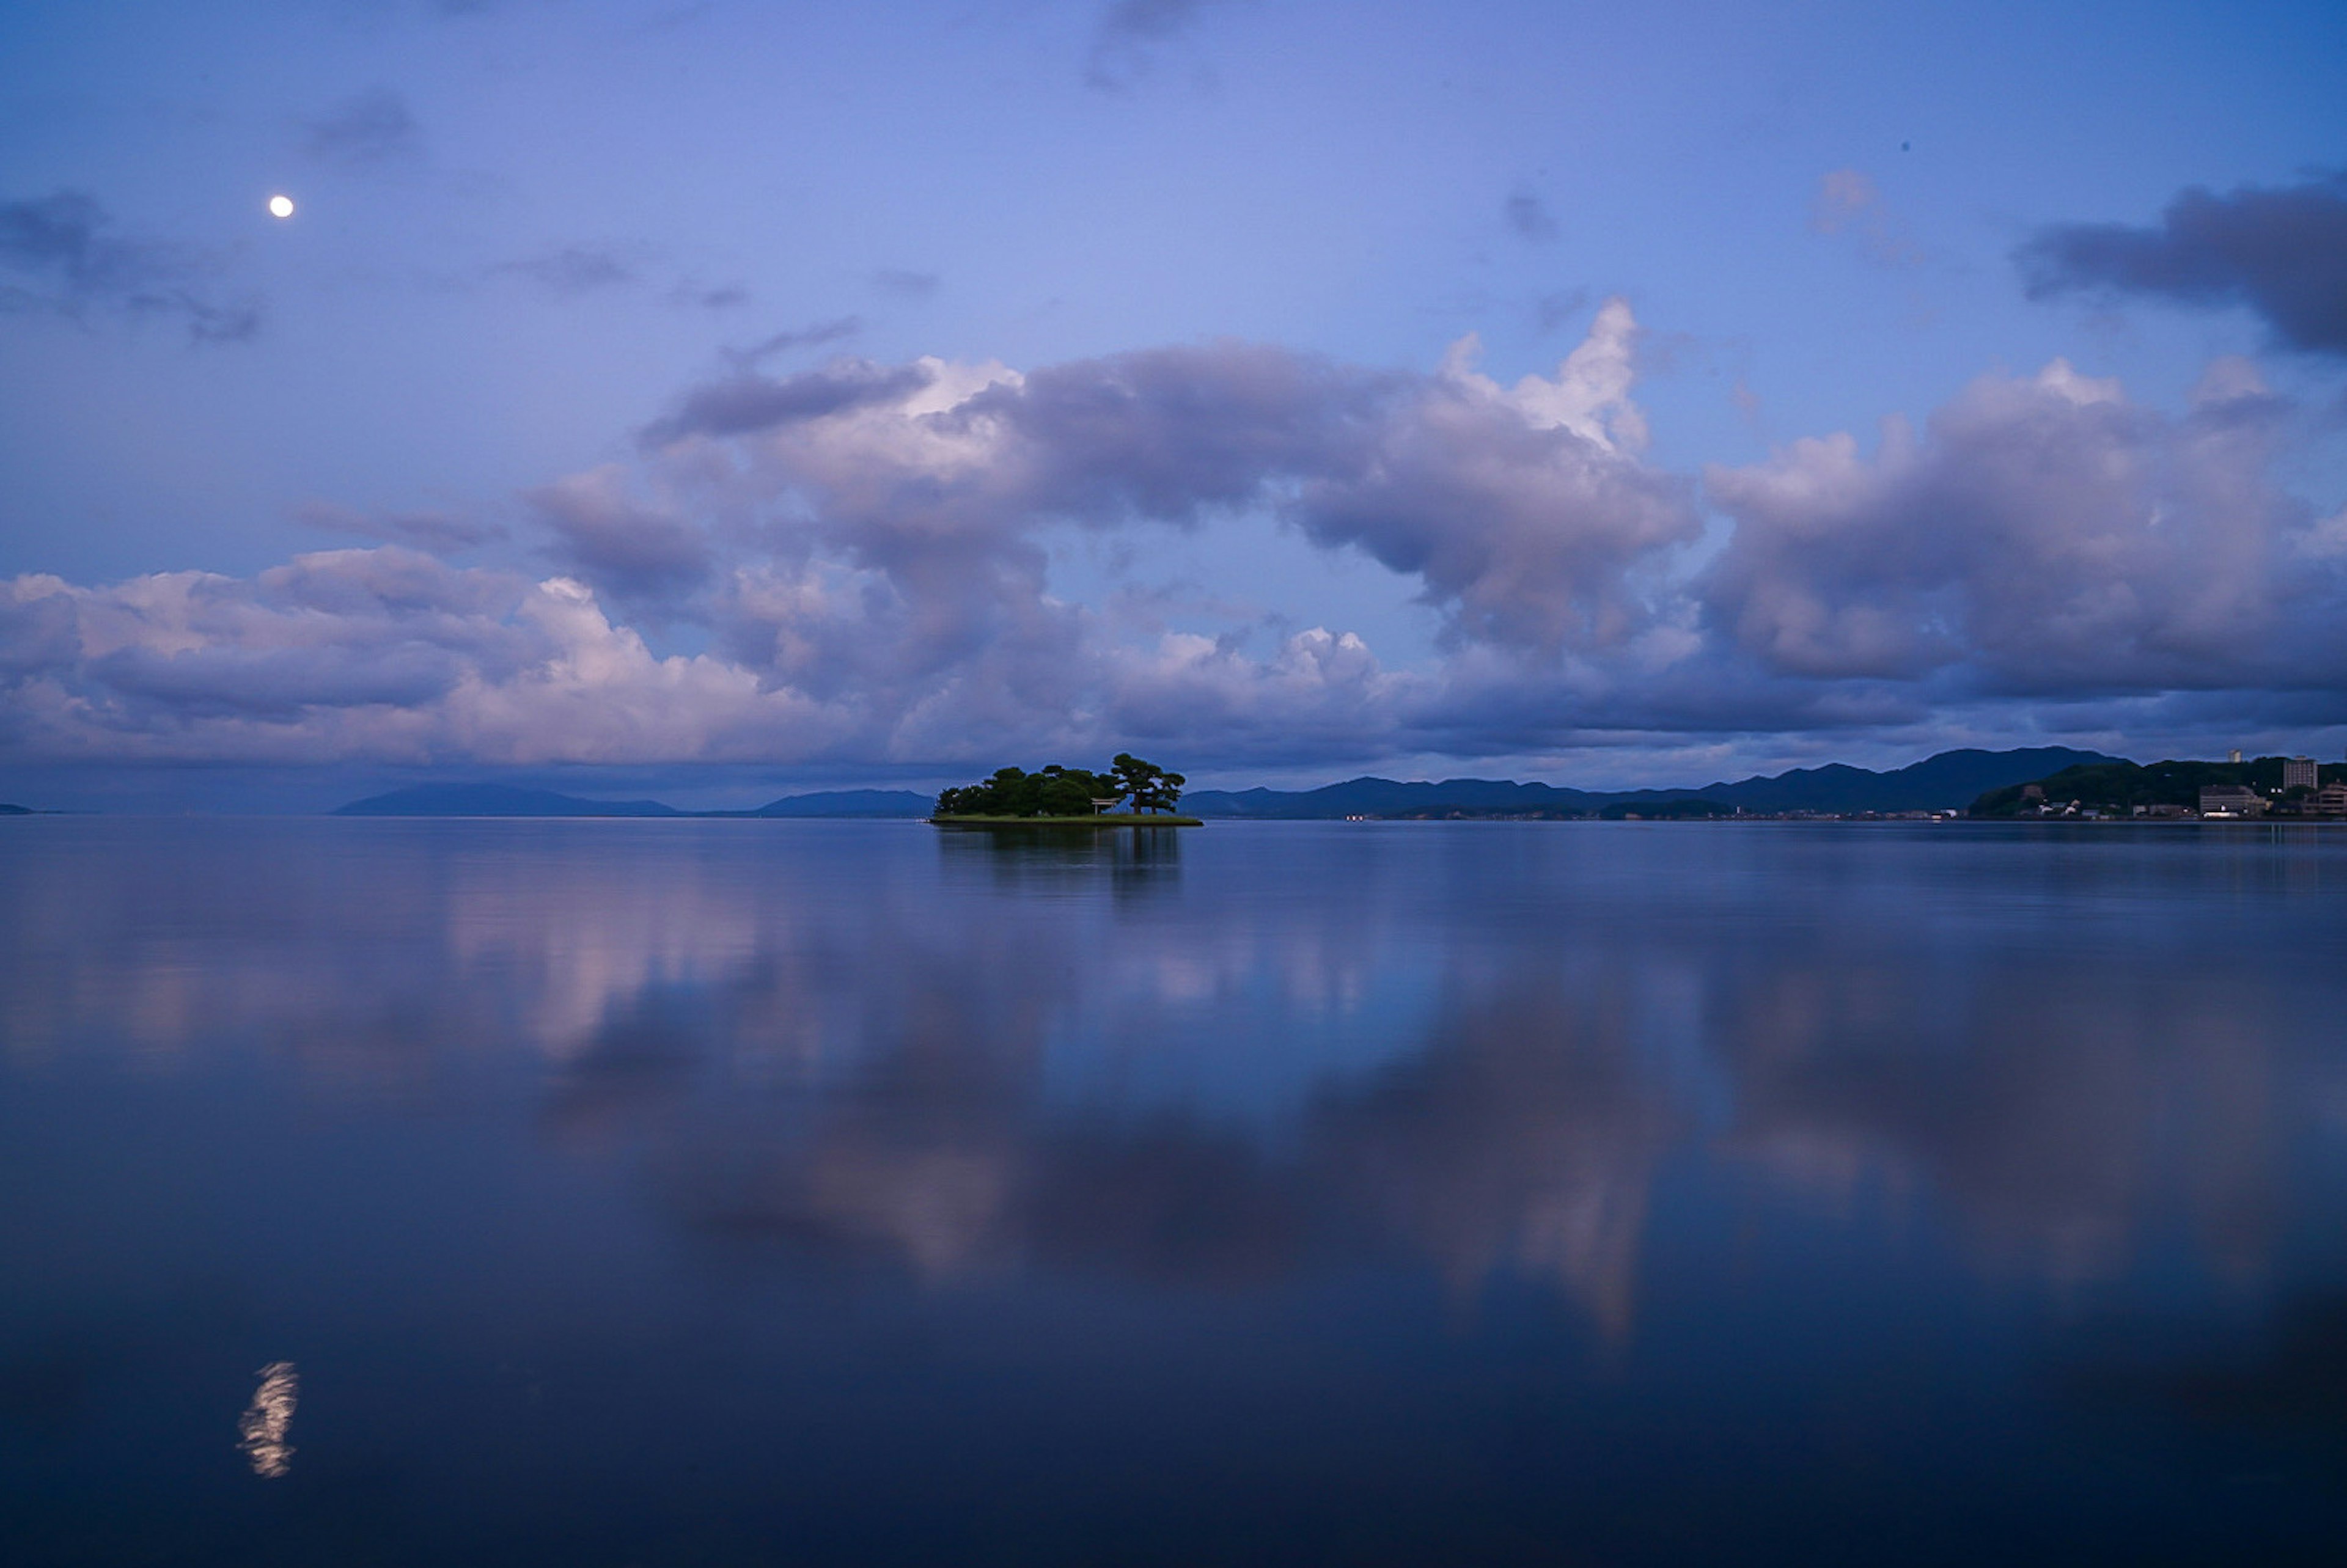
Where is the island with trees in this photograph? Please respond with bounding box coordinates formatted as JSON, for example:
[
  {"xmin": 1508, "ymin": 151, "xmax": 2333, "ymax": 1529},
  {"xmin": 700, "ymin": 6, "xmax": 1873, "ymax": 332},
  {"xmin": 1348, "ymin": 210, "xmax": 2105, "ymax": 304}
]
[{"xmin": 931, "ymin": 754, "xmax": 1200, "ymax": 827}]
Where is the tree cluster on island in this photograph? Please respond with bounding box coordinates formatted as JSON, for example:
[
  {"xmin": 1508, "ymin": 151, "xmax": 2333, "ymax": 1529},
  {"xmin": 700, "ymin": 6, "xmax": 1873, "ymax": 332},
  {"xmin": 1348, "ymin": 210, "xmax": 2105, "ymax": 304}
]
[{"xmin": 934, "ymin": 754, "xmax": 1186, "ymax": 818}]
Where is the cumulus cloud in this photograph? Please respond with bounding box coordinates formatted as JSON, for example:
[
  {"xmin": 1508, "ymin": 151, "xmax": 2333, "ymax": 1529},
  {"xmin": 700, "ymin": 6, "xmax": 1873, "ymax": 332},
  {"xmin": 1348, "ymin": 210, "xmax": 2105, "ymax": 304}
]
[
  {"xmin": 646, "ymin": 299, "xmax": 1691, "ymax": 657},
  {"xmin": 1702, "ymin": 357, "xmax": 2337, "ymax": 691},
  {"xmin": 0, "ymin": 189, "xmax": 259, "ymax": 342},
  {"xmin": 5, "ymin": 307, "xmax": 2343, "ymax": 777},
  {"xmin": 301, "ymin": 87, "xmax": 421, "ymax": 167},
  {"xmin": 0, "ymin": 551, "xmax": 836, "ymax": 766},
  {"xmin": 2018, "ymin": 173, "xmax": 2347, "ymax": 356}
]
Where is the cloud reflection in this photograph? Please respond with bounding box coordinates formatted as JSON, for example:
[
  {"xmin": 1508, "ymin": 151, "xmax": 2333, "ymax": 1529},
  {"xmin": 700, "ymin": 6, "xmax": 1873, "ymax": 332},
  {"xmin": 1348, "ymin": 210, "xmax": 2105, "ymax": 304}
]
[{"xmin": 7, "ymin": 821, "xmax": 2345, "ymax": 1347}]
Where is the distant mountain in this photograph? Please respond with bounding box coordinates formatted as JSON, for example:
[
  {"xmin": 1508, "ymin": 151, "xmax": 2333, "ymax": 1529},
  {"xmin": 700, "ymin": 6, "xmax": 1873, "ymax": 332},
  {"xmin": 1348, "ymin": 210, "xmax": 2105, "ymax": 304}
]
[
  {"xmin": 752, "ymin": 789, "xmax": 932, "ymax": 818},
  {"xmin": 0, "ymin": 803, "xmax": 32, "ymax": 815},
  {"xmin": 1183, "ymin": 747, "xmax": 2123, "ymax": 819},
  {"xmin": 1690, "ymin": 747, "xmax": 2125, "ymax": 815},
  {"xmin": 1185, "ymin": 777, "xmax": 1611, "ymax": 818},
  {"xmin": 333, "ymin": 784, "xmax": 681, "ymax": 818}
]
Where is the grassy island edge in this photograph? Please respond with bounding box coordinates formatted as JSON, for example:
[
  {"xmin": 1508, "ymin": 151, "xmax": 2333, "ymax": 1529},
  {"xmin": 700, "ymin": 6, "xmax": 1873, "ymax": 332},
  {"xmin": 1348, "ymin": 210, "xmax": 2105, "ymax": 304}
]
[{"xmin": 929, "ymin": 813, "xmax": 1202, "ymax": 828}]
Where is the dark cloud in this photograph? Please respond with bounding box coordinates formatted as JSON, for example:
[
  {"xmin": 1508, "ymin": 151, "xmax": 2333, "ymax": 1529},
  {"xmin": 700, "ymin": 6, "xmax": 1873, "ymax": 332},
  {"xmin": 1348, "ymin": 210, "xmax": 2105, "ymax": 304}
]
[
  {"xmin": 1085, "ymin": 0, "xmax": 1230, "ymax": 91},
  {"xmin": 500, "ymin": 244, "xmax": 637, "ymax": 296},
  {"xmin": 2018, "ymin": 173, "xmax": 2347, "ymax": 356},
  {"xmin": 0, "ymin": 189, "xmax": 259, "ymax": 343},
  {"xmin": 526, "ymin": 467, "xmax": 713, "ymax": 598},
  {"xmin": 294, "ymin": 500, "xmax": 505, "ymax": 555},
  {"xmin": 89, "ymin": 642, "xmax": 466, "ymax": 719},
  {"xmin": 672, "ymin": 281, "xmax": 749, "ymax": 310},
  {"xmin": 1504, "ymin": 187, "xmax": 1557, "ymax": 241},
  {"xmin": 869, "ymin": 266, "xmax": 939, "ymax": 299},
  {"xmin": 302, "ymin": 87, "xmax": 420, "ymax": 167},
  {"xmin": 640, "ymin": 359, "xmax": 933, "ymax": 445},
  {"xmin": 727, "ymin": 315, "xmax": 862, "ymax": 367}
]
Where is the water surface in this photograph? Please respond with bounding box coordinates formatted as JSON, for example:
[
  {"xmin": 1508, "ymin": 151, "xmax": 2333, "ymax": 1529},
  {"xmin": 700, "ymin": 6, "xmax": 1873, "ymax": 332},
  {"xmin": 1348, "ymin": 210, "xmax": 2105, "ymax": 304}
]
[{"xmin": 4, "ymin": 818, "xmax": 2345, "ymax": 1564}]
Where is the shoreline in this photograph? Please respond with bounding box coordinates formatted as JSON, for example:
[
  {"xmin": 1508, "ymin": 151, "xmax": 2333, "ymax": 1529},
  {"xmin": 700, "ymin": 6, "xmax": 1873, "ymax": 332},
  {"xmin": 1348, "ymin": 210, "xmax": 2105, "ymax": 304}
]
[{"xmin": 930, "ymin": 814, "xmax": 1203, "ymax": 829}]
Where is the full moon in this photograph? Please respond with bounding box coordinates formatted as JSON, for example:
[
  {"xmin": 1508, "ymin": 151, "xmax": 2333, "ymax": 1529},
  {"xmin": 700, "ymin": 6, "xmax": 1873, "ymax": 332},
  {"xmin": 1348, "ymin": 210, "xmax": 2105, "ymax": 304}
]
[{"xmin": 267, "ymin": 194, "xmax": 295, "ymax": 219}]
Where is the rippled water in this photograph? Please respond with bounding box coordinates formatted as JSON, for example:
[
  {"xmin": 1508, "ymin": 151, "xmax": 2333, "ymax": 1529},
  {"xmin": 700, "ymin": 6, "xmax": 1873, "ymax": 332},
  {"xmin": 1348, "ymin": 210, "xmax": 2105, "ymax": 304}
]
[{"xmin": 4, "ymin": 818, "xmax": 2345, "ymax": 1564}]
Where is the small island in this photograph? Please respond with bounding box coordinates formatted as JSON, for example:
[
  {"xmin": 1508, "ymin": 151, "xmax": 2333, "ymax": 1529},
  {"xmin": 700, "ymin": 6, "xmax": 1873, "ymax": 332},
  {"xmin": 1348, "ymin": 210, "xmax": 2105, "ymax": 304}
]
[{"xmin": 931, "ymin": 753, "xmax": 1201, "ymax": 827}]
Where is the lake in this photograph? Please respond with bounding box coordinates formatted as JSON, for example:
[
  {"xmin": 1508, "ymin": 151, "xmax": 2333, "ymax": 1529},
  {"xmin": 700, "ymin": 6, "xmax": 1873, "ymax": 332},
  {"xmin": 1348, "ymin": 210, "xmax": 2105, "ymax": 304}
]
[{"xmin": 4, "ymin": 818, "xmax": 2345, "ymax": 1565}]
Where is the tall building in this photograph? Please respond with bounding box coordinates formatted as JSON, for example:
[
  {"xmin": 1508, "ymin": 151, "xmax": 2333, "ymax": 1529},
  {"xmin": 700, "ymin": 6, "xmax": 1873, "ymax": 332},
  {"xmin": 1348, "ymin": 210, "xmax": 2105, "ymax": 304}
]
[{"xmin": 2284, "ymin": 756, "xmax": 2319, "ymax": 792}]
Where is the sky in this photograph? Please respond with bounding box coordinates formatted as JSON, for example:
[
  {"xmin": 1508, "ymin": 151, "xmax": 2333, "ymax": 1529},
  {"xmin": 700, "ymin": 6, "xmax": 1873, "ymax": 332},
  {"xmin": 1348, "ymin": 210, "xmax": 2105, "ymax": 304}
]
[{"xmin": 2, "ymin": 0, "xmax": 2344, "ymax": 808}]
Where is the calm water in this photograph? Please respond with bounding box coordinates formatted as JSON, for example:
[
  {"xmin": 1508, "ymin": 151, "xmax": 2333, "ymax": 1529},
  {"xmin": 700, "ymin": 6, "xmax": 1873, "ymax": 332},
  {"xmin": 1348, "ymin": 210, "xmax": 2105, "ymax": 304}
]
[{"xmin": 4, "ymin": 818, "xmax": 2346, "ymax": 1565}]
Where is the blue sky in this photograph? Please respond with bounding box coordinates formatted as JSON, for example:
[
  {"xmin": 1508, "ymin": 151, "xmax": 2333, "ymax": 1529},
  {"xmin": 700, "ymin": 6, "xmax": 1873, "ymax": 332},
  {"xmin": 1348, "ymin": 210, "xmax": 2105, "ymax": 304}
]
[{"xmin": 2, "ymin": 0, "xmax": 2343, "ymax": 806}]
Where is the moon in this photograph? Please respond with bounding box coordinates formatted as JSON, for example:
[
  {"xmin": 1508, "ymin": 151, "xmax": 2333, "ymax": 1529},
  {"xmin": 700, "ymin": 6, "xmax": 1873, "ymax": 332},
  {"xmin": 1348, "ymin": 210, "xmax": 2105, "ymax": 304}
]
[{"xmin": 267, "ymin": 194, "xmax": 295, "ymax": 219}]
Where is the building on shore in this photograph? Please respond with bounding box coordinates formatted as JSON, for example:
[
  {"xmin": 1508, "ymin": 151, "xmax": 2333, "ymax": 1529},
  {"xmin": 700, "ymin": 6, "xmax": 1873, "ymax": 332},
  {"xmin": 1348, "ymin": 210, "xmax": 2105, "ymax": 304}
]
[
  {"xmin": 2284, "ymin": 757, "xmax": 2319, "ymax": 793},
  {"xmin": 2198, "ymin": 784, "xmax": 2267, "ymax": 818},
  {"xmin": 2317, "ymin": 782, "xmax": 2347, "ymax": 817}
]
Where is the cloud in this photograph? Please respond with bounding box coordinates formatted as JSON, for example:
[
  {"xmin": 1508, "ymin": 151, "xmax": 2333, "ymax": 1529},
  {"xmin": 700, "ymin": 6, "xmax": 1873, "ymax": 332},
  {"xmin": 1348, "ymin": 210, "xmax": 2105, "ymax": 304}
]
[
  {"xmin": 1809, "ymin": 168, "xmax": 1919, "ymax": 267},
  {"xmin": 0, "ymin": 189, "xmax": 259, "ymax": 343},
  {"xmin": 869, "ymin": 267, "xmax": 939, "ymax": 299},
  {"xmin": 525, "ymin": 467, "xmax": 713, "ymax": 600},
  {"xmin": 649, "ymin": 301, "xmax": 1689, "ymax": 658},
  {"xmin": 499, "ymin": 244, "xmax": 638, "ymax": 296},
  {"xmin": 0, "ymin": 551, "xmax": 834, "ymax": 766},
  {"xmin": 2017, "ymin": 173, "xmax": 2347, "ymax": 356},
  {"xmin": 5, "ymin": 311, "xmax": 2343, "ymax": 777},
  {"xmin": 1085, "ymin": 0, "xmax": 1230, "ymax": 91},
  {"xmin": 1504, "ymin": 186, "xmax": 1557, "ymax": 242},
  {"xmin": 1701, "ymin": 357, "xmax": 2337, "ymax": 691},
  {"xmin": 295, "ymin": 500, "xmax": 505, "ymax": 555},
  {"xmin": 672, "ymin": 280, "xmax": 749, "ymax": 310},
  {"xmin": 641, "ymin": 359, "xmax": 933, "ymax": 445},
  {"xmin": 1291, "ymin": 301, "xmax": 1692, "ymax": 653},
  {"xmin": 726, "ymin": 315, "xmax": 862, "ymax": 367},
  {"xmin": 301, "ymin": 87, "xmax": 421, "ymax": 167}
]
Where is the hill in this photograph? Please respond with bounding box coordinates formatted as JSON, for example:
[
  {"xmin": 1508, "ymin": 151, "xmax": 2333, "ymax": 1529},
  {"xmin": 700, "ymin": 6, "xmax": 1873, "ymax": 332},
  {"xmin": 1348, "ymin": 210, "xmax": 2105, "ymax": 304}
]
[
  {"xmin": 1971, "ymin": 756, "xmax": 2343, "ymax": 817},
  {"xmin": 752, "ymin": 789, "xmax": 931, "ymax": 818},
  {"xmin": 1183, "ymin": 747, "xmax": 2120, "ymax": 819},
  {"xmin": 332, "ymin": 784, "xmax": 681, "ymax": 818}
]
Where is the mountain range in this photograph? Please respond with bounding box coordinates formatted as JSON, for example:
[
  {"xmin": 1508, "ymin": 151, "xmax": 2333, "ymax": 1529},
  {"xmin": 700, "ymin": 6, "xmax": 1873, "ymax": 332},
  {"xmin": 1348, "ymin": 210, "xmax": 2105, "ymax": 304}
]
[
  {"xmin": 1179, "ymin": 748, "xmax": 2120, "ymax": 818},
  {"xmin": 329, "ymin": 749, "xmax": 2118, "ymax": 819},
  {"xmin": 334, "ymin": 785, "xmax": 933, "ymax": 818}
]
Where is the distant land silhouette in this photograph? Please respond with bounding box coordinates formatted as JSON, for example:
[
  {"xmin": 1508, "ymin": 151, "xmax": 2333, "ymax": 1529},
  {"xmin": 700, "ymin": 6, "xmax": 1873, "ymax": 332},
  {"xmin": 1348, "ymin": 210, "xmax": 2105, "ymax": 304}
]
[
  {"xmin": 0, "ymin": 803, "xmax": 32, "ymax": 816},
  {"xmin": 336, "ymin": 785, "xmax": 683, "ymax": 818},
  {"xmin": 333, "ymin": 784, "xmax": 934, "ymax": 818},
  {"xmin": 746, "ymin": 789, "xmax": 937, "ymax": 818},
  {"xmin": 329, "ymin": 750, "xmax": 2117, "ymax": 819},
  {"xmin": 1180, "ymin": 747, "xmax": 2120, "ymax": 818}
]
